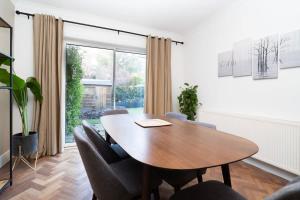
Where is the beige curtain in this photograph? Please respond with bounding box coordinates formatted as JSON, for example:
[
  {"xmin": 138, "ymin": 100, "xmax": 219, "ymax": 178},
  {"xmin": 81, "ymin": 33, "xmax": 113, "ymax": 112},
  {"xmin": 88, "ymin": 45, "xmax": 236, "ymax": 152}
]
[
  {"xmin": 32, "ymin": 14, "xmax": 64, "ymax": 156},
  {"xmin": 145, "ymin": 36, "xmax": 172, "ymax": 115}
]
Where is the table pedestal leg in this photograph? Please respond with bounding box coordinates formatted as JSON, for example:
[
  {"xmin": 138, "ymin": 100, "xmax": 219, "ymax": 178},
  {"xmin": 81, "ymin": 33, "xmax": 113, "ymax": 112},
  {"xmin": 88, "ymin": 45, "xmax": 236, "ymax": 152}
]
[
  {"xmin": 142, "ymin": 165, "xmax": 151, "ymax": 200},
  {"xmin": 221, "ymin": 164, "xmax": 232, "ymax": 187}
]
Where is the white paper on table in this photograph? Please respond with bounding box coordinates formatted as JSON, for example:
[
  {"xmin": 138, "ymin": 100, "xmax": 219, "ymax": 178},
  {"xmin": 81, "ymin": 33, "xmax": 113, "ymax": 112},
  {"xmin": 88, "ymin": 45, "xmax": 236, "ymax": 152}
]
[{"xmin": 135, "ymin": 119, "xmax": 172, "ymax": 128}]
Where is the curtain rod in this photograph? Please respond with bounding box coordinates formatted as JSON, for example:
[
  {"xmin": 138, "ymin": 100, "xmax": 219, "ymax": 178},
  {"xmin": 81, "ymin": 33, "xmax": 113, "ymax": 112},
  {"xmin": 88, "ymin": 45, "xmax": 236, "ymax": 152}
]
[{"xmin": 16, "ymin": 10, "xmax": 184, "ymax": 45}]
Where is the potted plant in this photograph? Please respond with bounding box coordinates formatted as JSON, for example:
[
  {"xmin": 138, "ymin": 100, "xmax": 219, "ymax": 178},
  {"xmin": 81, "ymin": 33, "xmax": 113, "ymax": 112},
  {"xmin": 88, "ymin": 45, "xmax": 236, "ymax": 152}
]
[
  {"xmin": 0, "ymin": 60, "xmax": 43, "ymax": 157},
  {"xmin": 177, "ymin": 83, "xmax": 201, "ymax": 121}
]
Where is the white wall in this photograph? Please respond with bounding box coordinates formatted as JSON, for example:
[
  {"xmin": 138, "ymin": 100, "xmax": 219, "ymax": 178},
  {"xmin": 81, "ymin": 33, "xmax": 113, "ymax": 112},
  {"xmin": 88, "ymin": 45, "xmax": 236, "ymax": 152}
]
[
  {"xmin": 183, "ymin": 0, "xmax": 300, "ymax": 175},
  {"xmin": 0, "ymin": 0, "xmax": 14, "ymax": 164},
  {"xmin": 183, "ymin": 0, "xmax": 300, "ymax": 122},
  {"xmin": 0, "ymin": 0, "xmax": 15, "ymax": 28},
  {"xmin": 12, "ymin": 1, "xmax": 185, "ymax": 136}
]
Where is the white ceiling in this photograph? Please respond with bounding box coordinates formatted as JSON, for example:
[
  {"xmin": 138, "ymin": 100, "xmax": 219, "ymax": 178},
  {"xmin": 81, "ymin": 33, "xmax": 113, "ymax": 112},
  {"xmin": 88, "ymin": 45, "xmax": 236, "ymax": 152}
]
[{"xmin": 18, "ymin": 0, "xmax": 235, "ymax": 34}]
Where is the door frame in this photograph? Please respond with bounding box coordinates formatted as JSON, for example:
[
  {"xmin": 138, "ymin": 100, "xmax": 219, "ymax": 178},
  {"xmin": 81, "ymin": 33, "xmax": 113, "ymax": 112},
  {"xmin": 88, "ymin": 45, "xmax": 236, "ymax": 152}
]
[{"xmin": 62, "ymin": 38, "xmax": 146, "ymax": 147}]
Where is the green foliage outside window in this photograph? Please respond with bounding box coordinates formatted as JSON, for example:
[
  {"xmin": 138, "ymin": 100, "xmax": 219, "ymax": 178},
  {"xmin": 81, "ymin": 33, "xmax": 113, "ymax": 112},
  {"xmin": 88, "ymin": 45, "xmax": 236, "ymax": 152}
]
[
  {"xmin": 177, "ymin": 83, "xmax": 200, "ymax": 121},
  {"xmin": 66, "ymin": 46, "xmax": 83, "ymax": 135},
  {"xmin": 115, "ymin": 85, "xmax": 144, "ymax": 108}
]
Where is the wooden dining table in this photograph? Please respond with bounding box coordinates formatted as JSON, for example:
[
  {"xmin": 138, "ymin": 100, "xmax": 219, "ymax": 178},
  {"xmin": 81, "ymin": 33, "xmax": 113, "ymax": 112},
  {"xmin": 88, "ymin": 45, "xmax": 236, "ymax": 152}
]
[{"xmin": 101, "ymin": 113, "xmax": 259, "ymax": 200}]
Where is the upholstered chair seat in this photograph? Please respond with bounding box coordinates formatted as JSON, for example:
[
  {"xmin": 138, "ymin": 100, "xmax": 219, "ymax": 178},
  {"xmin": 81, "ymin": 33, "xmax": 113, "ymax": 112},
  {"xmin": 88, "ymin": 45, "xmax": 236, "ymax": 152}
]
[
  {"xmin": 265, "ymin": 176, "xmax": 300, "ymax": 200},
  {"xmin": 74, "ymin": 127, "xmax": 162, "ymax": 200},
  {"xmin": 170, "ymin": 180, "xmax": 246, "ymax": 200},
  {"xmin": 171, "ymin": 176, "xmax": 300, "ymax": 200},
  {"xmin": 82, "ymin": 120, "xmax": 129, "ymax": 164},
  {"xmin": 111, "ymin": 143, "xmax": 130, "ymax": 159},
  {"xmin": 102, "ymin": 109, "xmax": 129, "ymax": 144},
  {"xmin": 110, "ymin": 158, "xmax": 161, "ymax": 197}
]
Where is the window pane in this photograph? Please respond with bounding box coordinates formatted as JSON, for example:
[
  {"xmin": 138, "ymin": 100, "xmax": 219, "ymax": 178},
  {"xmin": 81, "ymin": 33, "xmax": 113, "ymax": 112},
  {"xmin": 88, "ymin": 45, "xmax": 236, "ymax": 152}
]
[
  {"xmin": 81, "ymin": 46, "xmax": 113, "ymax": 81},
  {"xmin": 65, "ymin": 44, "xmax": 84, "ymax": 143},
  {"xmin": 115, "ymin": 52, "xmax": 146, "ymax": 114},
  {"xmin": 80, "ymin": 85, "xmax": 112, "ymax": 135},
  {"xmin": 65, "ymin": 45, "xmax": 114, "ymax": 143},
  {"xmin": 65, "ymin": 45, "xmax": 146, "ymax": 144}
]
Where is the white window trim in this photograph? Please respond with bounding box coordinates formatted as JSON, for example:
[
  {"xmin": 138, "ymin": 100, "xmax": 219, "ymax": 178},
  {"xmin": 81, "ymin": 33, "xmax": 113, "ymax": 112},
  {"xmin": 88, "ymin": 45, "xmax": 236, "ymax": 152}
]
[
  {"xmin": 81, "ymin": 79, "xmax": 112, "ymax": 86},
  {"xmin": 65, "ymin": 36, "xmax": 146, "ymax": 55}
]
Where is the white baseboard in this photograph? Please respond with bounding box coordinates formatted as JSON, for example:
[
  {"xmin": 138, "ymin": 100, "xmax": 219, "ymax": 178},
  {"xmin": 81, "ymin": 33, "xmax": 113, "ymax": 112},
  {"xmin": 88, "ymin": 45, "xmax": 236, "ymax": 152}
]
[
  {"xmin": 0, "ymin": 151, "xmax": 10, "ymax": 168},
  {"xmin": 244, "ymin": 157, "xmax": 298, "ymax": 181}
]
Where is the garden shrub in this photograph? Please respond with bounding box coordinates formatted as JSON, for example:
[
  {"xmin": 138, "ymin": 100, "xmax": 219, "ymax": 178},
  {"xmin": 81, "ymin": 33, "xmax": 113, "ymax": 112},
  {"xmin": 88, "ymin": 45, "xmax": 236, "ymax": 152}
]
[
  {"xmin": 115, "ymin": 85, "xmax": 144, "ymax": 108},
  {"xmin": 66, "ymin": 46, "xmax": 83, "ymax": 135}
]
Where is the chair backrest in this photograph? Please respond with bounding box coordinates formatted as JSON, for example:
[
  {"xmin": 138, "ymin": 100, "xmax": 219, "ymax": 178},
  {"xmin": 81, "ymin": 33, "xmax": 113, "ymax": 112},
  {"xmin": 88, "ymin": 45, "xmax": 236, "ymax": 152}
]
[
  {"xmin": 102, "ymin": 109, "xmax": 129, "ymax": 116},
  {"xmin": 82, "ymin": 120, "xmax": 120, "ymax": 164},
  {"xmin": 187, "ymin": 120, "xmax": 217, "ymax": 130},
  {"xmin": 101, "ymin": 109, "xmax": 129, "ymax": 144},
  {"xmin": 74, "ymin": 127, "xmax": 132, "ymax": 200},
  {"xmin": 265, "ymin": 176, "xmax": 300, "ymax": 200},
  {"xmin": 166, "ymin": 112, "xmax": 187, "ymax": 121}
]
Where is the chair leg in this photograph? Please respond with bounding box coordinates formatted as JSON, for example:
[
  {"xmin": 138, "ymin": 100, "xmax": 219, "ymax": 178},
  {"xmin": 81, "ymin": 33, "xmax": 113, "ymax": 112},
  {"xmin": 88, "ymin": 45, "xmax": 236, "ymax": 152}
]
[
  {"xmin": 92, "ymin": 193, "xmax": 97, "ymax": 200},
  {"xmin": 105, "ymin": 131, "xmax": 111, "ymax": 144},
  {"xmin": 153, "ymin": 187, "xmax": 160, "ymax": 200},
  {"xmin": 197, "ymin": 173, "xmax": 203, "ymax": 183},
  {"xmin": 174, "ymin": 186, "xmax": 181, "ymax": 193}
]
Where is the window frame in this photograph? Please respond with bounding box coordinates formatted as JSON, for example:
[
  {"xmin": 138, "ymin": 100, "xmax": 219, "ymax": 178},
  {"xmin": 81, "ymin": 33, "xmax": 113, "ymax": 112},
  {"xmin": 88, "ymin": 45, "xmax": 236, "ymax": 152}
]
[{"xmin": 63, "ymin": 39, "xmax": 146, "ymax": 146}]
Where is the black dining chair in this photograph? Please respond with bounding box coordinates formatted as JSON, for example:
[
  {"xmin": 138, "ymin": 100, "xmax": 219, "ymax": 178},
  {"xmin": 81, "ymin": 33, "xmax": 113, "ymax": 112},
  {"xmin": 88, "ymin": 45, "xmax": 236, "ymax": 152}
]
[
  {"xmin": 74, "ymin": 127, "xmax": 162, "ymax": 200},
  {"xmin": 158, "ymin": 112, "xmax": 217, "ymax": 192},
  {"xmin": 82, "ymin": 120, "xmax": 129, "ymax": 163},
  {"xmin": 169, "ymin": 180, "xmax": 245, "ymax": 200},
  {"xmin": 170, "ymin": 176, "xmax": 300, "ymax": 200},
  {"xmin": 265, "ymin": 176, "xmax": 300, "ymax": 200},
  {"xmin": 102, "ymin": 109, "xmax": 129, "ymax": 144}
]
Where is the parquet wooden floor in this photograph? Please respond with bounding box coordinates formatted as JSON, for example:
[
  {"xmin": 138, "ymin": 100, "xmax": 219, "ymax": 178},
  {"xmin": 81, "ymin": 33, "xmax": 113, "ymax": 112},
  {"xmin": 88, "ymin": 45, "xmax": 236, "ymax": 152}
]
[{"xmin": 0, "ymin": 147, "xmax": 287, "ymax": 200}]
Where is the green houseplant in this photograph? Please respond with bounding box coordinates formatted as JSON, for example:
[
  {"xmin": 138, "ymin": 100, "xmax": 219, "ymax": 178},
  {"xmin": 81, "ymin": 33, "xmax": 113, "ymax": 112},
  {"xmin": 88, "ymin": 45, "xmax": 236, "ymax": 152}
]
[
  {"xmin": 0, "ymin": 59, "xmax": 43, "ymax": 156},
  {"xmin": 177, "ymin": 83, "xmax": 201, "ymax": 121}
]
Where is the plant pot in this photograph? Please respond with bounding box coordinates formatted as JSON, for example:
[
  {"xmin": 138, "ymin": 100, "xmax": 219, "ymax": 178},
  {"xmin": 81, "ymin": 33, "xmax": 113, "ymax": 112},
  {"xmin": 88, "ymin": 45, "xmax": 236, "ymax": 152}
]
[{"xmin": 12, "ymin": 132, "xmax": 38, "ymax": 156}]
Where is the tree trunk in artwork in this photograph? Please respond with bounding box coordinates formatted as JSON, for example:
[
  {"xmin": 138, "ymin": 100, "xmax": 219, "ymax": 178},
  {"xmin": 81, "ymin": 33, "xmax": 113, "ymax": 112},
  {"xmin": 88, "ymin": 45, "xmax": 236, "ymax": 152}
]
[{"xmin": 254, "ymin": 37, "xmax": 279, "ymax": 77}]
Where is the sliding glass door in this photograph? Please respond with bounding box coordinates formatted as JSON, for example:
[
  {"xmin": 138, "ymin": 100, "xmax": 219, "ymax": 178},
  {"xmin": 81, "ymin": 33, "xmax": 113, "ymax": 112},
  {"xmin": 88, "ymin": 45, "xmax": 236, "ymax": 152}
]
[
  {"xmin": 65, "ymin": 44, "xmax": 146, "ymax": 143},
  {"xmin": 115, "ymin": 51, "xmax": 146, "ymax": 114}
]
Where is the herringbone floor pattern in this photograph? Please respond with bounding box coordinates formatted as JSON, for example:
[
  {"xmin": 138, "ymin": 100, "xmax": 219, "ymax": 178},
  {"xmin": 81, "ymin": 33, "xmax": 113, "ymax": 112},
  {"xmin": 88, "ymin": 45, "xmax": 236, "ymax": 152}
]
[{"xmin": 0, "ymin": 147, "xmax": 287, "ymax": 200}]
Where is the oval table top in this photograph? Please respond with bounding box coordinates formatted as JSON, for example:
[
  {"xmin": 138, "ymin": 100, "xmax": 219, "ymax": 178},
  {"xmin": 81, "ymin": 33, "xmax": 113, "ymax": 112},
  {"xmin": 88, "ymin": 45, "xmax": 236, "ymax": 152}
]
[{"xmin": 101, "ymin": 114, "xmax": 258, "ymax": 170}]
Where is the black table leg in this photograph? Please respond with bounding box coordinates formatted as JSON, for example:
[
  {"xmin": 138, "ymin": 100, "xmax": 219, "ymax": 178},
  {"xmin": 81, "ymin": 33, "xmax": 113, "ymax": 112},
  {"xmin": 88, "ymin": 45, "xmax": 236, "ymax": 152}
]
[
  {"xmin": 105, "ymin": 131, "xmax": 111, "ymax": 144},
  {"xmin": 221, "ymin": 164, "xmax": 232, "ymax": 187},
  {"xmin": 142, "ymin": 165, "xmax": 151, "ymax": 200}
]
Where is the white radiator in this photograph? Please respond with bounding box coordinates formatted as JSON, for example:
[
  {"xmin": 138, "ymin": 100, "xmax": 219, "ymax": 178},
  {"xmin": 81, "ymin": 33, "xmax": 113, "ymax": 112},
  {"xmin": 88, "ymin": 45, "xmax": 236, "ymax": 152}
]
[{"xmin": 198, "ymin": 111, "xmax": 300, "ymax": 175}]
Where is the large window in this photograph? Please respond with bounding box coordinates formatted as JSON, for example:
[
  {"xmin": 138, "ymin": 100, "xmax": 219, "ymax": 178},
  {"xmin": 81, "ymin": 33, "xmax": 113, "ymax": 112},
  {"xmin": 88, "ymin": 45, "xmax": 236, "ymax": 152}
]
[{"xmin": 65, "ymin": 44, "xmax": 146, "ymax": 143}]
